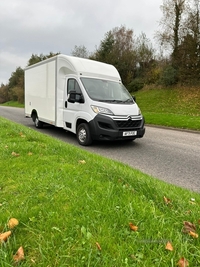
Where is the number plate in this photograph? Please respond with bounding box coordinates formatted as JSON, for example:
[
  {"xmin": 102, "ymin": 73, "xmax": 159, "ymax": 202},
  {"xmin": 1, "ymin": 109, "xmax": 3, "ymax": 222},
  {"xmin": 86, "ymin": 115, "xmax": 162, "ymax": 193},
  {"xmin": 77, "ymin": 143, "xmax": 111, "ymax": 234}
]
[{"xmin": 123, "ymin": 131, "xmax": 137, "ymax": 137}]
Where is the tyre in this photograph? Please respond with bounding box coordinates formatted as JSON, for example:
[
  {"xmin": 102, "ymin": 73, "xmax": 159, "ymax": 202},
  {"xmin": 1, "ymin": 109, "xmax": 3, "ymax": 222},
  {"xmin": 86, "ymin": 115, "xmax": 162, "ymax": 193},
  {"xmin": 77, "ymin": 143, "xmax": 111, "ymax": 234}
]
[
  {"xmin": 34, "ymin": 116, "xmax": 43, "ymax": 128},
  {"xmin": 77, "ymin": 123, "xmax": 92, "ymax": 146}
]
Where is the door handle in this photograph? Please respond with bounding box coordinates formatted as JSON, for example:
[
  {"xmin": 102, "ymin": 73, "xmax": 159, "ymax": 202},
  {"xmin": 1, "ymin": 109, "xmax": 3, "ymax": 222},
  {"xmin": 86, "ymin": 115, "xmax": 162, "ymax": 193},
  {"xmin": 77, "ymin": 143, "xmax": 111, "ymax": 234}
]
[{"xmin": 65, "ymin": 101, "xmax": 67, "ymax": 108}]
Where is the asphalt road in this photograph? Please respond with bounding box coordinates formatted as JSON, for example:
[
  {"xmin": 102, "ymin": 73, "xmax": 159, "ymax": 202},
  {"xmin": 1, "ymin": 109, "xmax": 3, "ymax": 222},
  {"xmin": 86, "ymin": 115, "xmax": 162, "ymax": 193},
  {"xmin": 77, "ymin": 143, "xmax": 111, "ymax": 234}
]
[{"xmin": 1, "ymin": 106, "xmax": 200, "ymax": 193}]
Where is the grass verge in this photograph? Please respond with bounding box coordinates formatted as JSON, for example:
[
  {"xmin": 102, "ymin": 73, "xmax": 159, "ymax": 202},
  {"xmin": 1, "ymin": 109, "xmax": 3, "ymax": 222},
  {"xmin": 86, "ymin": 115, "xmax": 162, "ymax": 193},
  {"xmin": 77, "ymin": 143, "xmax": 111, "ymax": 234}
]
[
  {"xmin": 0, "ymin": 117, "xmax": 200, "ymax": 266},
  {"xmin": 134, "ymin": 86, "xmax": 200, "ymax": 131},
  {"xmin": 0, "ymin": 101, "xmax": 24, "ymax": 108}
]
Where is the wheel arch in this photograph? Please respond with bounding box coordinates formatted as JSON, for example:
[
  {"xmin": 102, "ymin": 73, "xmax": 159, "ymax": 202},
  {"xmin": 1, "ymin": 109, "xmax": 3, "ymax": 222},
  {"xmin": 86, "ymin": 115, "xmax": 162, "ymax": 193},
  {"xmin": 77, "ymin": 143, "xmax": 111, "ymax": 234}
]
[
  {"xmin": 76, "ymin": 118, "xmax": 89, "ymax": 132},
  {"xmin": 31, "ymin": 109, "xmax": 38, "ymax": 122}
]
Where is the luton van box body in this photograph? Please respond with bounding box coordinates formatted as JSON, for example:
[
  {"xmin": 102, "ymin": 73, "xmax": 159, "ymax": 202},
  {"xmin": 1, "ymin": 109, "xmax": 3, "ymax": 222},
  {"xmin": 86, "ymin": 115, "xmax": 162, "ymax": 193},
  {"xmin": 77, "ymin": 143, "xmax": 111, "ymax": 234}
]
[{"xmin": 25, "ymin": 54, "xmax": 145, "ymax": 145}]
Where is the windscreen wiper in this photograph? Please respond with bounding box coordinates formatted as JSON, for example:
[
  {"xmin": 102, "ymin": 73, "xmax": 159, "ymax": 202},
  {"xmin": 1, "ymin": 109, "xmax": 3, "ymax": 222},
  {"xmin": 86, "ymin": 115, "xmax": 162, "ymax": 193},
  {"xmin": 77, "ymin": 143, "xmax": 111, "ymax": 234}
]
[{"xmin": 123, "ymin": 98, "xmax": 133, "ymax": 103}]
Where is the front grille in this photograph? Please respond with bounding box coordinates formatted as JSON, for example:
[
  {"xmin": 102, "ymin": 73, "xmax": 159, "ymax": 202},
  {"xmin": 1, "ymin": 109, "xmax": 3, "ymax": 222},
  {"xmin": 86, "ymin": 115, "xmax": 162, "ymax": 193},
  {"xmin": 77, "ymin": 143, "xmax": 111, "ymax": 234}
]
[{"xmin": 115, "ymin": 119, "xmax": 141, "ymax": 129}]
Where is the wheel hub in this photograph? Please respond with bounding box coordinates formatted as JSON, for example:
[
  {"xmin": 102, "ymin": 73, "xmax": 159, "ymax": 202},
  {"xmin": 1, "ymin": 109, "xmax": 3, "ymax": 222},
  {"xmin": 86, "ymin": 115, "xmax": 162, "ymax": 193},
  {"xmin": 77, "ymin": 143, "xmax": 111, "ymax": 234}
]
[{"xmin": 79, "ymin": 128, "xmax": 87, "ymax": 143}]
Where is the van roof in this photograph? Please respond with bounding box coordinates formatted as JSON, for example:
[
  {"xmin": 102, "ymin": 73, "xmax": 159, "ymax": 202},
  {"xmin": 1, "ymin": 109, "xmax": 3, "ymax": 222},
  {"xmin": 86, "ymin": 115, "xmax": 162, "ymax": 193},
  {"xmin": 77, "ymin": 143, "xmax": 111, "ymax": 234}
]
[{"xmin": 57, "ymin": 54, "xmax": 121, "ymax": 81}]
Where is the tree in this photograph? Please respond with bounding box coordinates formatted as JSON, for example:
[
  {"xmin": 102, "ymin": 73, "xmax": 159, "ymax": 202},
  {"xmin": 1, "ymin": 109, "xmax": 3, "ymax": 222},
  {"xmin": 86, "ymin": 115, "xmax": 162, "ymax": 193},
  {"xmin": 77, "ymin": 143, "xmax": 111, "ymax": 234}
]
[
  {"xmin": 71, "ymin": 45, "xmax": 89, "ymax": 58},
  {"xmin": 91, "ymin": 25, "xmax": 136, "ymax": 86},
  {"xmin": 8, "ymin": 67, "xmax": 24, "ymax": 103},
  {"xmin": 91, "ymin": 31, "xmax": 115, "ymax": 62},
  {"xmin": 157, "ymin": 0, "xmax": 186, "ymax": 67},
  {"xmin": 179, "ymin": 0, "xmax": 200, "ymax": 82},
  {"xmin": 134, "ymin": 33, "xmax": 155, "ymax": 82},
  {"xmin": 0, "ymin": 83, "xmax": 9, "ymax": 103},
  {"xmin": 27, "ymin": 52, "xmax": 60, "ymax": 66}
]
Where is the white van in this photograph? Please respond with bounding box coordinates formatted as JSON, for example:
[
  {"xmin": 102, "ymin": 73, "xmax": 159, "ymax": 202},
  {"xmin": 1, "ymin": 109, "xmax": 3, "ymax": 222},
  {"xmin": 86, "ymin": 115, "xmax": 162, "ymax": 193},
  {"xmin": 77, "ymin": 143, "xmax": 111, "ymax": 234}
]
[{"xmin": 25, "ymin": 54, "xmax": 145, "ymax": 145}]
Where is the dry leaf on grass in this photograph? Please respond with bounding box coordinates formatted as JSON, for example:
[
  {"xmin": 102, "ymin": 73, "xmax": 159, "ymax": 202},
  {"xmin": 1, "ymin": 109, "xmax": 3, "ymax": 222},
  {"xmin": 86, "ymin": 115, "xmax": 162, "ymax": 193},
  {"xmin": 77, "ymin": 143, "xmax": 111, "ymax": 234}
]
[
  {"xmin": 189, "ymin": 230, "xmax": 198, "ymax": 238},
  {"xmin": 129, "ymin": 222, "xmax": 138, "ymax": 231},
  {"xmin": 183, "ymin": 221, "xmax": 198, "ymax": 238},
  {"xmin": 8, "ymin": 218, "xmax": 19, "ymax": 229},
  {"xmin": 0, "ymin": 231, "xmax": 11, "ymax": 242},
  {"xmin": 177, "ymin": 257, "xmax": 189, "ymax": 267},
  {"xmin": 96, "ymin": 242, "xmax": 101, "ymax": 251},
  {"xmin": 11, "ymin": 151, "xmax": 20, "ymax": 157},
  {"xmin": 183, "ymin": 221, "xmax": 196, "ymax": 233},
  {"xmin": 165, "ymin": 241, "xmax": 173, "ymax": 251},
  {"xmin": 79, "ymin": 160, "xmax": 86, "ymax": 164},
  {"xmin": 13, "ymin": 246, "xmax": 25, "ymax": 263},
  {"xmin": 163, "ymin": 196, "xmax": 171, "ymax": 205},
  {"xmin": 19, "ymin": 132, "xmax": 26, "ymax": 138}
]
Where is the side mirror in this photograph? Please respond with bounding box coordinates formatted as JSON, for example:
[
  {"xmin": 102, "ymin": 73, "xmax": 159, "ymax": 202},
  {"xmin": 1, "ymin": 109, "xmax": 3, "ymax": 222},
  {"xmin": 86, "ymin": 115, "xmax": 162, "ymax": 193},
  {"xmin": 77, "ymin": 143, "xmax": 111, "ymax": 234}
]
[
  {"xmin": 68, "ymin": 91, "xmax": 84, "ymax": 103},
  {"xmin": 68, "ymin": 91, "xmax": 76, "ymax": 103}
]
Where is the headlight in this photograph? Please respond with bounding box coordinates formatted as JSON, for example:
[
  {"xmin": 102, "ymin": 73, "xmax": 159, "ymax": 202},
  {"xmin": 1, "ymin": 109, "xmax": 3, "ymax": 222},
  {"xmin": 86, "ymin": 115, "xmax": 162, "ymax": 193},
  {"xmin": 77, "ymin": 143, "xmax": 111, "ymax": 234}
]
[
  {"xmin": 138, "ymin": 108, "xmax": 141, "ymax": 115},
  {"xmin": 91, "ymin": 105, "xmax": 114, "ymax": 115}
]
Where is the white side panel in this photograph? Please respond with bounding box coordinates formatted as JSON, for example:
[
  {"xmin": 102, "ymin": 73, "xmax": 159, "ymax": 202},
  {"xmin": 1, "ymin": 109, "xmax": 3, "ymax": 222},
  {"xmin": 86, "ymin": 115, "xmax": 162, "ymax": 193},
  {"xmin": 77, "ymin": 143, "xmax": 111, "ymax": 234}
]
[{"xmin": 25, "ymin": 60, "xmax": 56, "ymax": 124}]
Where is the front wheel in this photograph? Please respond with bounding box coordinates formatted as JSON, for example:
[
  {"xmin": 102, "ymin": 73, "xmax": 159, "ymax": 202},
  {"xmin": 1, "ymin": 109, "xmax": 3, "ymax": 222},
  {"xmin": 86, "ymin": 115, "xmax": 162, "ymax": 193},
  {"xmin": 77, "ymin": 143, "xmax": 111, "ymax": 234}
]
[{"xmin": 77, "ymin": 123, "xmax": 92, "ymax": 146}]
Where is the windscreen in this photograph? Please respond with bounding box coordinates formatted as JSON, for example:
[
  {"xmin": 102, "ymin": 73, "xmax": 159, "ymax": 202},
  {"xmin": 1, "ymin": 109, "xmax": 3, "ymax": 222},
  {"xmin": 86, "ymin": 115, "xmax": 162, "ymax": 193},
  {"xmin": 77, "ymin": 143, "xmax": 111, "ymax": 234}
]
[{"xmin": 80, "ymin": 77, "xmax": 133, "ymax": 103}]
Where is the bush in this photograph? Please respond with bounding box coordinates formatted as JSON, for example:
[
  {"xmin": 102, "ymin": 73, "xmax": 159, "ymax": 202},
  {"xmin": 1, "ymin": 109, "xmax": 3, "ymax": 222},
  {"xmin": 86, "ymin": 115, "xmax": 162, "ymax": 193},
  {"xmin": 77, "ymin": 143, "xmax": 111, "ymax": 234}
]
[
  {"xmin": 127, "ymin": 78, "xmax": 144, "ymax": 92},
  {"xmin": 159, "ymin": 66, "xmax": 178, "ymax": 86}
]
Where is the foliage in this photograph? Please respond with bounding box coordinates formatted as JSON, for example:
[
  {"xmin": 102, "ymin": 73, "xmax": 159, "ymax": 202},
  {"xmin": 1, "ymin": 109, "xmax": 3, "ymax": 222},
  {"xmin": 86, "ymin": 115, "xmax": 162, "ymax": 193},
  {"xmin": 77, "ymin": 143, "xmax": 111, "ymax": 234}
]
[
  {"xmin": 91, "ymin": 25, "xmax": 137, "ymax": 86},
  {"xmin": 156, "ymin": 0, "xmax": 200, "ymax": 83},
  {"xmin": 71, "ymin": 45, "xmax": 90, "ymax": 58},
  {"xmin": 0, "ymin": 83, "xmax": 9, "ymax": 103},
  {"xmin": 0, "ymin": 117, "xmax": 200, "ymax": 266},
  {"xmin": 159, "ymin": 65, "xmax": 178, "ymax": 86},
  {"xmin": 27, "ymin": 52, "xmax": 60, "ymax": 66},
  {"xmin": 127, "ymin": 78, "xmax": 144, "ymax": 92},
  {"xmin": 6, "ymin": 67, "xmax": 24, "ymax": 104}
]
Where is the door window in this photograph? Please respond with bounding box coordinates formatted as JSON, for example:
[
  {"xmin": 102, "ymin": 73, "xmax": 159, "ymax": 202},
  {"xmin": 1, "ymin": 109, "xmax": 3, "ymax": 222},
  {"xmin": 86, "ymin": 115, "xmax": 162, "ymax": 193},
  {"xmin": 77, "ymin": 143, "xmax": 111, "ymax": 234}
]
[
  {"xmin": 67, "ymin": 79, "xmax": 81, "ymax": 94},
  {"xmin": 67, "ymin": 79, "xmax": 83, "ymax": 103}
]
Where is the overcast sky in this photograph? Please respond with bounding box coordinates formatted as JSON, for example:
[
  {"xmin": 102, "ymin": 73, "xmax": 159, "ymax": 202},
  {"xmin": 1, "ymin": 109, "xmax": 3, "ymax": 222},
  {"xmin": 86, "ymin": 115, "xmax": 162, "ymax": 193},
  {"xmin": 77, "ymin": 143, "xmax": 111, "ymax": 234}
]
[{"xmin": 0, "ymin": 0, "xmax": 162, "ymax": 84}]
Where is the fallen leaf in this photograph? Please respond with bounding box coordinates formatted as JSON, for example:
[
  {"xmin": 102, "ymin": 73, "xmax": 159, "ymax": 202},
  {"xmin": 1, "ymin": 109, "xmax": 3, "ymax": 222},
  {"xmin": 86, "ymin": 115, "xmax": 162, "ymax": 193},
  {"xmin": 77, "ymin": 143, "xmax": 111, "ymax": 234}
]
[
  {"xmin": 8, "ymin": 218, "xmax": 19, "ymax": 229},
  {"xmin": 165, "ymin": 241, "xmax": 173, "ymax": 251},
  {"xmin": 189, "ymin": 231, "xmax": 198, "ymax": 238},
  {"xmin": 183, "ymin": 221, "xmax": 196, "ymax": 233},
  {"xmin": 129, "ymin": 222, "xmax": 138, "ymax": 231},
  {"xmin": 96, "ymin": 242, "xmax": 101, "ymax": 251},
  {"xmin": 0, "ymin": 231, "xmax": 12, "ymax": 242},
  {"xmin": 19, "ymin": 132, "xmax": 26, "ymax": 138},
  {"xmin": 13, "ymin": 246, "xmax": 25, "ymax": 263},
  {"xmin": 185, "ymin": 210, "xmax": 191, "ymax": 215},
  {"xmin": 163, "ymin": 196, "xmax": 171, "ymax": 205},
  {"xmin": 79, "ymin": 160, "xmax": 86, "ymax": 164},
  {"xmin": 11, "ymin": 151, "xmax": 20, "ymax": 157},
  {"xmin": 177, "ymin": 257, "xmax": 189, "ymax": 267}
]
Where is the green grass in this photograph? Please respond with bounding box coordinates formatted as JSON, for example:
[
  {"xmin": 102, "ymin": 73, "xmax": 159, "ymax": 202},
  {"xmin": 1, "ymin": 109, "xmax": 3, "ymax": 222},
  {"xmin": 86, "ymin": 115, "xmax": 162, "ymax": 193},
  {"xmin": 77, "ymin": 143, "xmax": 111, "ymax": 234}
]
[
  {"xmin": 134, "ymin": 86, "xmax": 200, "ymax": 130},
  {"xmin": 0, "ymin": 117, "xmax": 200, "ymax": 266},
  {"xmin": 0, "ymin": 101, "xmax": 24, "ymax": 108}
]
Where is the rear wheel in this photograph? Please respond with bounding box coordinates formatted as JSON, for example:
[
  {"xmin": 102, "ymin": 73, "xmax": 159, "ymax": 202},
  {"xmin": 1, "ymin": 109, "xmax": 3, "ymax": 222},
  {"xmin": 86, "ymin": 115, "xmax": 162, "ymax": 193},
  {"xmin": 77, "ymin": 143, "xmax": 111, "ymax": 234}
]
[
  {"xmin": 35, "ymin": 117, "xmax": 43, "ymax": 128},
  {"xmin": 32, "ymin": 113, "xmax": 43, "ymax": 128},
  {"xmin": 77, "ymin": 123, "xmax": 92, "ymax": 146}
]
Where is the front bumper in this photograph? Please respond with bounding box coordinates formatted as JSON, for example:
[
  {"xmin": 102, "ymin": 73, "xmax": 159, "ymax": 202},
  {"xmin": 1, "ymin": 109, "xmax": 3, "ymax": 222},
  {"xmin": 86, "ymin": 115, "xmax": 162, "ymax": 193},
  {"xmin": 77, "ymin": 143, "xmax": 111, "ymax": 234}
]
[{"xmin": 89, "ymin": 114, "xmax": 145, "ymax": 141}]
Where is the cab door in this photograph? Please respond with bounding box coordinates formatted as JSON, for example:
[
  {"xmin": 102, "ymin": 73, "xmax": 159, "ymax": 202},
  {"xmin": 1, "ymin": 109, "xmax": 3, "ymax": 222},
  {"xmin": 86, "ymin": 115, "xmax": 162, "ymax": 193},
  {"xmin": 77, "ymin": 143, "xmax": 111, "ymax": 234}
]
[{"xmin": 63, "ymin": 78, "xmax": 84, "ymax": 133}]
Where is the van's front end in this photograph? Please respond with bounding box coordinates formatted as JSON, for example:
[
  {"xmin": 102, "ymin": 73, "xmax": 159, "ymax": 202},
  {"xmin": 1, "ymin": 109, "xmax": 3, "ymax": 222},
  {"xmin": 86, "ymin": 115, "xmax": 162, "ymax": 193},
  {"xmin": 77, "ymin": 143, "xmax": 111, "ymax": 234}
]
[{"xmin": 80, "ymin": 77, "xmax": 145, "ymax": 142}]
